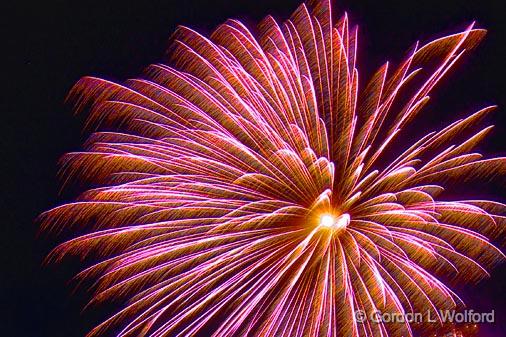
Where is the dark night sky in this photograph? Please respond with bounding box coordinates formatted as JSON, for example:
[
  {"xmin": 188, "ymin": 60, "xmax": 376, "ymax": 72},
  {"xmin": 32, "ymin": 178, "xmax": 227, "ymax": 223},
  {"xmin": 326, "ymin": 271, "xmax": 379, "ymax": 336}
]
[{"xmin": 3, "ymin": 0, "xmax": 505, "ymax": 336}]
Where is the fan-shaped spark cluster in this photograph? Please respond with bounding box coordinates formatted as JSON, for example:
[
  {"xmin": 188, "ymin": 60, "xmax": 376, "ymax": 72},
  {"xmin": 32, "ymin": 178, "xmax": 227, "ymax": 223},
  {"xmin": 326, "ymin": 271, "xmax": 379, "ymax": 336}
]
[{"xmin": 42, "ymin": 1, "xmax": 505, "ymax": 336}]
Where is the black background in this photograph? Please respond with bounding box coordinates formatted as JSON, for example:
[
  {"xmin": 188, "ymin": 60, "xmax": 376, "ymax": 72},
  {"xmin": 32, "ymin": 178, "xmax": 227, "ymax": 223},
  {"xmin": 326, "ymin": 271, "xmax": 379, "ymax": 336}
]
[{"xmin": 3, "ymin": 0, "xmax": 506, "ymax": 336}]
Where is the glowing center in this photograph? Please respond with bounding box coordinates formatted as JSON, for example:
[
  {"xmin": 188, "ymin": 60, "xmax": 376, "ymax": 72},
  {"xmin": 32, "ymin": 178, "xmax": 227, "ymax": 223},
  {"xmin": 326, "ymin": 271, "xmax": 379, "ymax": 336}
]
[
  {"xmin": 320, "ymin": 214, "xmax": 335, "ymax": 227},
  {"xmin": 319, "ymin": 213, "xmax": 350, "ymax": 230}
]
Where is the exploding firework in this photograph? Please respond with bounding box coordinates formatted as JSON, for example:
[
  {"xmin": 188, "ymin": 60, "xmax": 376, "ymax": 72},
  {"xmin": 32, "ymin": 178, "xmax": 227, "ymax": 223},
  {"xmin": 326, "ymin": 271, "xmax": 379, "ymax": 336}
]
[{"xmin": 42, "ymin": 1, "xmax": 505, "ymax": 336}]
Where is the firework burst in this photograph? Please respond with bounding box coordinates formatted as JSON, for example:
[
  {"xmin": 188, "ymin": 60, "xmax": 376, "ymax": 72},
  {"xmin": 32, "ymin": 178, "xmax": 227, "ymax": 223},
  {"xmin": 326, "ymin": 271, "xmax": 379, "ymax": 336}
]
[{"xmin": 42, "ymin": 1, "xmax": 505, "ymax": 336}]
